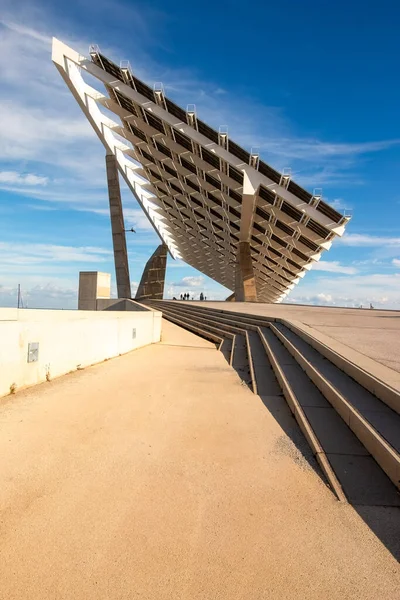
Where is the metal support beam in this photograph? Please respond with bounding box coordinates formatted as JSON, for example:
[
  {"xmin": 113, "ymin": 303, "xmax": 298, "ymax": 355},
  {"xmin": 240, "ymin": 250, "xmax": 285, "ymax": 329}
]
[
  {"xmin": 105, "ymin": 153, "xmax": 131, "ymax": 299},
  {"xmin": 135, "ymin": 243, "xmax": 168, "ymax": 300}
]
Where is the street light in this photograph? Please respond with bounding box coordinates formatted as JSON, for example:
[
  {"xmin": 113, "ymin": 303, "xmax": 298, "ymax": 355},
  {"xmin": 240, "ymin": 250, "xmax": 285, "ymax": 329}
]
[{"xmin": 124, "ymin": 227, "xmax": 136, "ymax": 233}]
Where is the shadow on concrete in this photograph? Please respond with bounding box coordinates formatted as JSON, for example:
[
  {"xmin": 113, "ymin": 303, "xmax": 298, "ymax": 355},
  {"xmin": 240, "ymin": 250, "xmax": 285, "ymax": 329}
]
[
  {"xmin": 354, "ymin": 506, "xmax": 400, "ymax": 562},
  {"xmin": 247, "ymin": 331, "xmax": 323, "ymax": 479},
  {"xmin": 249, "ymin": 329, "xmax": 400, "ymax": 562}
]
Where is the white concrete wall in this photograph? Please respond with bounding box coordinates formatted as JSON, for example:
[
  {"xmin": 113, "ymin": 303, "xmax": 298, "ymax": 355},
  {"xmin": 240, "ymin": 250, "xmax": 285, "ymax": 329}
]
[{"xmin": 0, "ymin": 307, "xmax": 162, "ymax": 398}]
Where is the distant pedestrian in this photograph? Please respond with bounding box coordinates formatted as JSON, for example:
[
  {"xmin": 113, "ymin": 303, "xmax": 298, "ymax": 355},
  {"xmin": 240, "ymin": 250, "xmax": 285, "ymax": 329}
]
[
  {"xmin": 204, "ymin": 296, "xmax": 207, "ymax": 301},
  {"xmin": 200, "ymin": 292, "xmax": 204, "ymax": 301},
  {"xmin": 180, "ymin": 294, "xmax": 183, "ymax": 300}
]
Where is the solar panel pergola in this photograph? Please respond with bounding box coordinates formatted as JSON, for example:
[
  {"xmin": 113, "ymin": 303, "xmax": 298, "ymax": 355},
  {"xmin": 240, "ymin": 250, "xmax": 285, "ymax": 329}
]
[{"xmin": 53, "ymin": 38, "xmax": 350, "ymax": 303}]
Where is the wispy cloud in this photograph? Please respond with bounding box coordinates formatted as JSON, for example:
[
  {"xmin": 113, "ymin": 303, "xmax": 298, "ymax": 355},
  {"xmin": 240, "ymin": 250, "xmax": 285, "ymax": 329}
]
[
  {"xmin": 0, "ymin": 171, "xmax": 48, "ymax": 186},
  {"xmin": 290, "ymin": 271, "xmax": 400, "ymax": 309},
  {"xmin": 0, "ymin": 241, "xmax": 111, "ymax": 266},
  {"xmin": 312, "ymin": 261, "xmax": 358, "ymax": 275},
  {"xmin": 172, "ymin": 275, "xmax": 204, "ymax": 288},
  {"xmin": 340, "ymin": 233, "xmax": 400, "ymax": 247}
]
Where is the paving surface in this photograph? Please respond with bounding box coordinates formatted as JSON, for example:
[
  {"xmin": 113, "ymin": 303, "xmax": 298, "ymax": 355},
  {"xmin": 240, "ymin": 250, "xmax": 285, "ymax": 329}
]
[
  {"xmin": 0, "ymin": 319, "xmax": 399, "ymax": 599},
  {"xmin": 195, "ymin": 301, "xmax": 400, "ymax": 374}
]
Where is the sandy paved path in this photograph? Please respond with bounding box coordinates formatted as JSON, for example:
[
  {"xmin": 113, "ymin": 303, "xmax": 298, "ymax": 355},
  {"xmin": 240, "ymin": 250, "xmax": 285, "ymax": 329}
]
[{"xmin": 0, "ymin": 320, "xmax": 399, "ymax": 599}]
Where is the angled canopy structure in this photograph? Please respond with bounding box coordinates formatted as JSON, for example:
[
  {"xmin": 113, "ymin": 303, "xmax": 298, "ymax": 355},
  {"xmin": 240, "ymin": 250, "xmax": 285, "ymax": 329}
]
[{"xmin": 52, "ymin": 38, "xmax": 350, "ymax": 302}]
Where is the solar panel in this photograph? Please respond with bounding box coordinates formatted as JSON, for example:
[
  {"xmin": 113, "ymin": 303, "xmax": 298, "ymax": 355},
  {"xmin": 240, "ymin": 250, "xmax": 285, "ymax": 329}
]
[
  {"xmin": 205, "ymin": 172, "xmax": 221, "ymax": 190},
  {"xmin": 228, "ymin": 165, "xmax": 244, "ymax": 185},
  {"xmin": 255, "ymin": 206, "xmax": 270, "ymax": 222},
  {"xmin": 169, "ymin": 181, "xmax": 182, "ymax": 194},
  {"xmin": 280, "ymin": 201, "xmax": 303, "ymax": 222},
  {"xmin": 91, "ymin": 52, "xmax": 122, "ymax": 81},
  {"xmin": 228, "ymin": 188, "xmax": 241, "ymax": 203},
  {"xmin": 298, "ymin": 235, "xmax": 319, "ymax": 252},
  {"xmin": 276, "ymin": 220, "xmax": 294, "ymax": 236},
  {"xmin": 253, "ymin": 223, "xmax": 265, "ymax": 235},
  {"xmin": 154, "ymin": 140, "xmax": 172, "ymax": 158},
  {"xmin": 185, "ymin": 178, "xmax": 200, "ymax": 193},
  {"xmin": 271, "ymin": 234, "xmax": 288, "ymax": 249},
  {"xmin": 306, "ymin": 218, "xmax": 330, "ymax": 239},
  {"xmin": 259, "ymin": 185, "xmax": 276, "ymax": 205},
  {"xmin": 139, "ymin": 148, "xmax": 156, "ymax": 163},
  {"xmin": 173, "ymin": 129, "xmax": 193, "ymax": 151},
  {"xmin": 165, "ymin": 98, "xmax": 188, "ymax": 123},
  {"xmin": 287, "ymin": 257, "xmax": 302, "ymax": 270},
  {"xmin": 127, "ymin": 123, "xmax": 147, "ymax": 142},
  {"xmin": 180, "ymin": 156, "xmax": 197, "ymax": 174},
  {"xmin": 258, "ymin": 160, "xmax": 281, "ymax": 184},
  {"xmin": 287, "ymin": 180, "xmax": 312, "ymax": 203},
  {"xmin": 114, "ymin": 90, "xmax": 138, "ymax": 116},
  {"xmin": 131, "ymin": 76, "xmax": 155, "ymax": 102},
  {"xmin": 57, "ymin": 40, "xmax": 350, "ymax": 303},
  {"xmin": 228, "ymin": 140, "xmax": 250, "ymax": 164},
  {"xmin": 145, "ymin": 111, "xmax": 165, "ymax": 134},
  {"xmin": 316, "ymin": 200, "xmax": 342, "ymax": 223},
  {"xmin": 197, "ymin": 119, "xmax": 219, "ymax": 144},
  {"xmin": 162, "ymin": 163, "xmax": 178, "ymax": 178},
  {"xmin": 201, "ymin": 147, "xmax": 220, "ymax": 169},
  {"xmin": 207, "ymin": 190, "xmax": 222, "ymax": 206},
  {"xmin": 292, "ymin": 247, "xmax": 310, "ymax": 262}
]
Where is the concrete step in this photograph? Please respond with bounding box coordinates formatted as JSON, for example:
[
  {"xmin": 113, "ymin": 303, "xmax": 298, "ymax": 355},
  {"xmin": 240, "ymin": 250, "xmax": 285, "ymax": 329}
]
[
  {"xmin": 147, "ymin": 303, "xmax": 224, "ymax": 345},
  {"xmin": 267, "ymin": 323, "xmax": 400, "ymax": 498},
  {"xmin": 150, "ymin": 302, "xmax": 246, "ymax": 337},
  {"xmin": 259, "ymin": 326, "xmax": 400, "ymax": 505},
  {"xmin": 154, "ymin": 300, "xmax": 272, "ymax": 329},
  {"xmin": 279, "ymin": 319, "xmax": 400, "ymax": 416}
]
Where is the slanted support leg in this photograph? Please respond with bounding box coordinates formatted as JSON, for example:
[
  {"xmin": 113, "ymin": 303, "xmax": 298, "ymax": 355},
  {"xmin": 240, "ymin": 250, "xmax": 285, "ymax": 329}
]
[
  {"xmin": 135, "ymin": 244, "xmax": 168, "ymax": 300},
  {"xmin": 235, "ymin": 241, "xmax": 258, "ymax": 302},
  {"xmin": 105, "ymin": 153, "xmax": 131, "ymax": 299}
]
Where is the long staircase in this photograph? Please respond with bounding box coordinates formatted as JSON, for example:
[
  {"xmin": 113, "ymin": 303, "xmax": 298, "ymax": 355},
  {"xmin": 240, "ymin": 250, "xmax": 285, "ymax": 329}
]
[{"xmin": 146, "ymin": 299, "xmax": 400, "ymax": 506}]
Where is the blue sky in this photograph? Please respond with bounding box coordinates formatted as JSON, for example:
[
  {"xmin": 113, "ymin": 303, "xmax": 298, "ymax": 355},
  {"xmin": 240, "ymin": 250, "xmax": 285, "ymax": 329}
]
[{"xmin": 0, "ymin": 0, "xmax": 399, "ymax": 308}]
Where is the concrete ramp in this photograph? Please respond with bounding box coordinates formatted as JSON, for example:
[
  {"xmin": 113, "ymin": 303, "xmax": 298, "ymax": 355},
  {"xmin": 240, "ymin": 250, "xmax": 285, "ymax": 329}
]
[{"xmin": 0, "ymin": 318, "xmax": 399, "ymax": 598}]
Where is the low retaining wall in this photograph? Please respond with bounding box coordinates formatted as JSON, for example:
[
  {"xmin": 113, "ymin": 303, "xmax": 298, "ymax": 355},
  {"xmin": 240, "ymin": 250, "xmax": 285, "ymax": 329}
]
[{"xmin": 0, "ymin": 307, "xmax": 162, "ymax": 398}]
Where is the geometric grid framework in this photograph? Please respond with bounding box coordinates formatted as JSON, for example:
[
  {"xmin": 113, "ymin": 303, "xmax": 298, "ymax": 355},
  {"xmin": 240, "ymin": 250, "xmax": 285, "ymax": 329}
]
[{"xmin": 52, "ymin": 38, "xmax": 351, "ymax": 303}]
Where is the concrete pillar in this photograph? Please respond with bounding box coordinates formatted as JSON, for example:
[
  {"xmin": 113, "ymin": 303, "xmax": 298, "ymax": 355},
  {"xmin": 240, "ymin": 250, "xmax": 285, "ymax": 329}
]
[
  {"xmin": 235, "ymin": 242, "xmax": 258, "ymax": 302},
  {"xmin": 234, "ymin": 170, "xmax": 259, "ymax": 302},
  {"xmin": 135, "ymin": 244, "xmax": 168, "ymax": 300},
  {"xmin": 105, "ymin": 153, "xmax": 131, "ymax": 299},
  {"xmin": 78, "ymin": 271, "xmax": 111, "ymax": 310}
]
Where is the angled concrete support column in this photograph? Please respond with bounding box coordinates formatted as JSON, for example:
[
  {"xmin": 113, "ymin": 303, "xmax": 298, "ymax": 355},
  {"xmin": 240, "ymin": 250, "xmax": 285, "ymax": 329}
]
[
  {"xmin": 105, "ymin": 153, "xmax": 131, "ymax": 299},
  {"xmin": 135, "ymin": 244, "xmax": 168, "ymax": 300},
  {"xmin": 235, "ymin": 171, "xmax": 258, "ymax": 302},
  {"xmin": 235, "ymin": 242, "xmax": 258, "ymax": 302}
]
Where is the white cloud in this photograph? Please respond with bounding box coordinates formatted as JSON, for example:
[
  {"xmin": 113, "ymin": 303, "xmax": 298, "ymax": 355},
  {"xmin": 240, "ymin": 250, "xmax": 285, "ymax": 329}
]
[
  {"xmin": 0, "ymin": 241, "xmax": 111, "ymax": 266},
  {"xmin": 340, "ymin": 233, "xmax": 400, "ymax": 247},
  {"xmin": 312, "ymin": 261, "xmax": 358, "ymax": 275},
  {"xmin": 181, "ymin": 276, "xmax": 204, "ymax": 288},
  {"xmin": 329, "ymin": 198, "xmax": 351, "ymax": 211},
  {"xmin": 289, "ymin": 272, "xmax": 400, "ymax": 308},
  {"xmin": 392, "ymin": 259, "xmax": 400, "ymax": 267},
  {"xmin": 0, "ymin": 171, "xmax": 48, "ymax": 186},
  {"xmin": 0, "ymin": 282, "xmax": 77, "ymax": 309}
]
